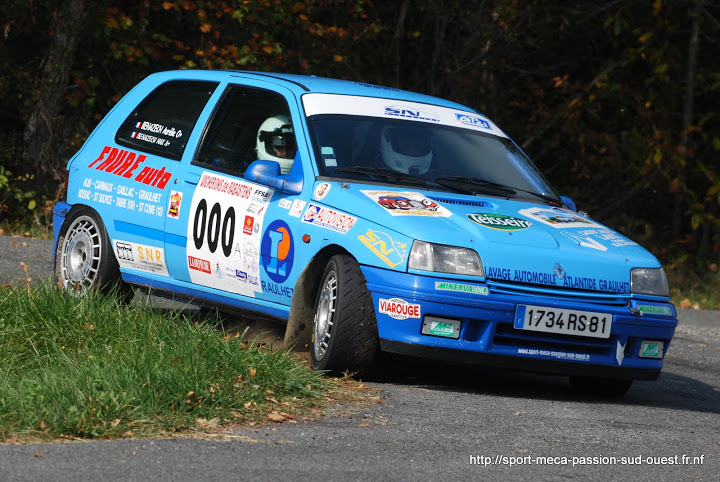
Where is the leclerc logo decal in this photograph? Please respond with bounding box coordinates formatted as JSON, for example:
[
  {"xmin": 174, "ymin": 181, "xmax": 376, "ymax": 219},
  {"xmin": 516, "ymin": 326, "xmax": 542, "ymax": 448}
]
[
  {"xmin": 379, "ymin": 298, "xmax": 421, "ymax": 320},
  {"xmin": 468, "ymin": 213, "xmax": 533, "ymax": 231},
  {"xmin": 260, "ymin": 219, "xmax": 294, "ymax": 283}
]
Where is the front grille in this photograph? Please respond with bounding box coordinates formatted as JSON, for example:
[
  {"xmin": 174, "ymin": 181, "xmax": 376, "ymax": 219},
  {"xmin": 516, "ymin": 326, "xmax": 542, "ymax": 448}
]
[
  {"xmin": 487, "ymin": 280, "xmax": 629, "ymax": 306},
  {"xmin": 493, "ymin": 322, "xmax": 614, "ymax": 356}
]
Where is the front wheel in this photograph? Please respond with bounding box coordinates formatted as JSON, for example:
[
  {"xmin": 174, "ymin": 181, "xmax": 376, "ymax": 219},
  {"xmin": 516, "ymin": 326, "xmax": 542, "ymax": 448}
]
[
  {"xmin": 311, "ymin": 254, "xmax": 379, "ymax": 375},
  {"xmin": 55, "ymin": 206, "xmax": 130, "ymax": 300}
]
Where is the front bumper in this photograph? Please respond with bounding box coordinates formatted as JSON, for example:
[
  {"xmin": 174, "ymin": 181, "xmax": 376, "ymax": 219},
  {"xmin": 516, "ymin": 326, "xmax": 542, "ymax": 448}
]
[{"xmin": 362, "ymin": 266, "xmax": 677, "ymax": 380}]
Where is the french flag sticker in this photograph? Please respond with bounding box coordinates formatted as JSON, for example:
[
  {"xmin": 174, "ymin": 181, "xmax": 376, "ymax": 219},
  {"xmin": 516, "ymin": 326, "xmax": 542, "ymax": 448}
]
[
  {"xmin": 131, "ymin": 132, "xmax": 138, "ymax": 138},
  {"xmin": 135, "ymin": 121, "xmax": 142, "ymax": 128}
]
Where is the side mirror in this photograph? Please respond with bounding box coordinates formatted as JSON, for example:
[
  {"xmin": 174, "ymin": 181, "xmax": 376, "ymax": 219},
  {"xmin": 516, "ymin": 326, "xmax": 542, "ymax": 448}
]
[
  {"xmin": 561, "ymin": 196, "xmax": 577, "ymax": 212},
  {"xmin": 244, "ymin": 152, "xmax": 303, "ymax": 195}
]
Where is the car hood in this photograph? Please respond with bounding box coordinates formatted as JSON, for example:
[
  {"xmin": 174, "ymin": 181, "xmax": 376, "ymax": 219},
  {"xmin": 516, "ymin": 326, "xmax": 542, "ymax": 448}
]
[{"xmin": 320, "ymin": 183, "xmax": 660, "ymax": 294}]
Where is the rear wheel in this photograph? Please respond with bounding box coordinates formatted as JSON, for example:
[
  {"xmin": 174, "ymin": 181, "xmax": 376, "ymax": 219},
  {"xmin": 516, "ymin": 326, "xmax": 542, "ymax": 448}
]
[
  {"xmin": 569, "ymin": 376, "xmax": 633, "ymax": 398},
  {"xmin": 55, "ymin": 206, "xmax": 131, "ymax": 300},
  {"xmin": 311, "ymin": 254, "xmax": 379, "ymax": 375}
]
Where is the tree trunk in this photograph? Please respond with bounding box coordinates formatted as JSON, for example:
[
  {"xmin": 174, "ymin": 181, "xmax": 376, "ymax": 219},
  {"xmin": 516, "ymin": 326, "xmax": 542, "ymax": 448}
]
[
  {"xmin": 672, "ymin": 3, "xmax": 701, "ymax": 241},
  {"xmin": 22, "ymin": 0, "xmax": 85, "ymax": 181}
]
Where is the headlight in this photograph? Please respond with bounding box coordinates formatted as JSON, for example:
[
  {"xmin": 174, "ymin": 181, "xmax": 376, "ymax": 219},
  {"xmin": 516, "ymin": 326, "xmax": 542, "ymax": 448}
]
[
  {"xmin": 631, "ymin": 268, "xmax": 669, "ymax": 297},
  {"xmin": 408, "ymin": 241, "xmax": 484, "ymax": 276}
]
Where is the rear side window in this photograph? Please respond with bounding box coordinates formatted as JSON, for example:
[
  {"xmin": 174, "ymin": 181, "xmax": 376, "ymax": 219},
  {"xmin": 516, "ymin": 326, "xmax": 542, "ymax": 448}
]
[{"xmin": 116, "ymin": 80, "xmax": 218, "ymax": 160}]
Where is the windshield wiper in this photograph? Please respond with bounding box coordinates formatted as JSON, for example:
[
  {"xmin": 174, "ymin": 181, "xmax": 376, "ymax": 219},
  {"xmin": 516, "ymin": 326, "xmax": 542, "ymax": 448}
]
[
  {"xmin": 334, "ymin": 166, "xmax": 430, "ymax": 186},
  {"xmin": 432, "ymin": 176, "xmax": 517, "ymax": 195},
  {"xmin": 432, "ymin": 176, "xmax": 561, "ymax": 204}
]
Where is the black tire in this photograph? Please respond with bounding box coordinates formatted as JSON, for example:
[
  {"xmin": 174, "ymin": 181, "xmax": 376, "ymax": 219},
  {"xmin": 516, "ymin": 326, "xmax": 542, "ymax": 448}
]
[
  {"xmin": 569, "ymin": 376, "xmax": 633, "ymax": 398},
  {"xmin": 55, "ymin": 206, "xmax": 133, "ymax": 301},
  {"xmin": 310, "ymin": 254, "xmax": 379, "ymax": 375}
]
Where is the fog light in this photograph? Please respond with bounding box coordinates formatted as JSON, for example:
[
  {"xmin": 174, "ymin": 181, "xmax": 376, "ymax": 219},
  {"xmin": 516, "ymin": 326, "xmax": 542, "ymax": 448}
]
[
  {"xmin": 639, "ymin": 340, "xmax": 664, "ymax": 358},
  {"xmin": 421, "ymin": 316, "xmax": 461, "ymax": 339}
]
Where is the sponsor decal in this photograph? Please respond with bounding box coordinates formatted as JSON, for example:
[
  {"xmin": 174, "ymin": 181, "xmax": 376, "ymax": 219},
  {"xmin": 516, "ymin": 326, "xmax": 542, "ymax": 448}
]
[
  {"xmin": 261, "ymin": 281, "xmax": 294, "ymax": 298},
  {"xmin": 314, "ymin": 182, "xmax": 331, "ymax": 200},
  {"xmin": 434, "ymin": 281, "xmax": 488, "ymax": 296},
  {"xmin": 362, "ymin": 190, "xmax": 452, "ymax": 217},
  {"xmin": 278, "ymin": 198, "xmax": 292, "ymax": 209},
  {"xmin": 358, "ymin": 229, "xmax": 408, "ymax": 268},
  {"xmin": 640, "ymin": 341, "xmax": 663, "ymax": 358},
  {"xmin": 289, "ymin": 199, "xmax": 306, "ymax": 217},
  {"xmin": 428, "ymin": 321, "xmax": 457, "ymax": 338},
  {"xmin": 251, "ymin": 188, "xmax": 272, "ymax": 204},
  {"xmin": 636, "ymin": 305, "xmax": 673, "ymax": 316},
  {"xmin": 243, "ymin": 215, "xmax": 255, "ymax": 235},
  {"xmin": 261, "ymin": 219, "xmax": 295, "ymax": 283},
  {"xmin": 88, "ymin": 146, "xmax": 171, "ymax": 189},
  {"xmin": 379, "ymin": 298, "xmax": 421, "ymax": 320},
  {"xmin": 455, "ymin": 113, "xmax": 491, "ymax": 130},
  {"xmin": 188, "ymin": 255, "xmax": 211, "ymax": 274},
  {"xmin": 517, "ymin": 348, "xmax": 591, "ymax": 362},
  {"xmin": 246, "ymin": 203, "xmax": 265, "ymax": 215},
  {"xmin": 235, "ymin": 270, "xmax": 248, "ymax": 282},
  {"xmin": 518, "ymin": 207, "xmax": 600, "ymax": 229},
  {"xmin": 467, "ymin": 213, "xmax": 532, "ymax": 230},
  {"xmin": 302, "ymin": 204, "xmax": 357, "ymax": 234},
  {"xmin": 384, "ymin": 105, "xmax": 439, "ymax": 123},
  {"xmin": 113, "ymin": 240, "xmax": 168, "ymax": 276},
  {"xmin": 562, "ymin": 228, "xmax": 639, "ymax": 251},
  {"xmin": 167, "ymin": 190, "xmax": 182, "ymax": 218}
]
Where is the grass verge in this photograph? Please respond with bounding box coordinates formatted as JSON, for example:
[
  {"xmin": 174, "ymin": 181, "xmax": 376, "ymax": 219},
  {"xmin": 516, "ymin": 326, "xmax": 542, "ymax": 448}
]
[{"xmin": 0, "ymin": 282, "xmax": 333, "ymax": 441}]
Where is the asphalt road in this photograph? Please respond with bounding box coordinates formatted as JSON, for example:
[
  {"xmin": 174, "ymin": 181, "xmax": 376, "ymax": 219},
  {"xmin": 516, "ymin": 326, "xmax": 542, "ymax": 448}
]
[{"xmin": 1, "ymin": 235, "xmax": 719, "ymax": 481}]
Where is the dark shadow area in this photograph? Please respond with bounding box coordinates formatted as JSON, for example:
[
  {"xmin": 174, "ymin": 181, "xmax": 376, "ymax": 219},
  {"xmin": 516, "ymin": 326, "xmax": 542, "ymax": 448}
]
[{"xmin": 357, "ymin": 352, "xmax": 720, "ymax": 414}]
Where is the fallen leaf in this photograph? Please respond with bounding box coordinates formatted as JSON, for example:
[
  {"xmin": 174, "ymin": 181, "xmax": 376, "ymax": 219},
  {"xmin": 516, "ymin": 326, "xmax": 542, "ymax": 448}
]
[
  {"xmin": 357, "ymin": 423, "xmax": 371, "ymax": 428},
  {"xmin": 34, "ymin": 453, "xmax": 42, "ymax": 457},
  {"xmin": 267, "ymin": 412, "xmax": 285, "ymax": 423}
]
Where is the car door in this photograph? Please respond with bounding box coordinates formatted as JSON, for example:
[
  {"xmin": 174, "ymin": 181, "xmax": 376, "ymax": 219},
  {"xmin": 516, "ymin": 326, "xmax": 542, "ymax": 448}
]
[{"xmin": 164, "ymin": 79, "xmax": 309, "ymax": 310}]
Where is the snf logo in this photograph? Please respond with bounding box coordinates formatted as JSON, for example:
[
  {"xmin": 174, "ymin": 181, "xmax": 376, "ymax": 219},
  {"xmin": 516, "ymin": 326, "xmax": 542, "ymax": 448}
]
[{"xmin": 260, "ymin": 220, "xmax": 294, "ymax": 283}]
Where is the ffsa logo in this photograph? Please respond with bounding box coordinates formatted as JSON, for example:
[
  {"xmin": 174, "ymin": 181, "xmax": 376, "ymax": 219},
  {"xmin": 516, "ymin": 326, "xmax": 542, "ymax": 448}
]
[
  {"xmin": 260, "ymin": 220, "xmax": 294, "ymax": 283},
  {"xmin": 455, "ymin": 113, "xmax": 491, "ymax": 130},
  {"xmin": 384, "ymin": 106, "xmax": 439, "ymax": 122}
]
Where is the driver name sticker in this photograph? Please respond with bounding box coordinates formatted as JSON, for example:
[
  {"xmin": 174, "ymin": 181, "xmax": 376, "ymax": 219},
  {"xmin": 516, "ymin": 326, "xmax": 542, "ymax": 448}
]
[{"xmin": 362, "ymin": 190, "xmax": 452, "ymax": 217}]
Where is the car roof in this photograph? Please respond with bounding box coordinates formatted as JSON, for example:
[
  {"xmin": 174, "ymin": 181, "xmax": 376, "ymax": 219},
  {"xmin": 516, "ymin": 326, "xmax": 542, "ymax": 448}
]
[{"xmin": 145, "ymin": 70, "xmax": 474, "ymax": 112}]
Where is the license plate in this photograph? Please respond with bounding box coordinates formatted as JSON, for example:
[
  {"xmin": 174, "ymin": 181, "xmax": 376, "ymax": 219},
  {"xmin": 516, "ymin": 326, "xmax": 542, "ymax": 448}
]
[{"xmin": 514, "ymin": 305, "xmax": 612, "ymax": 339}]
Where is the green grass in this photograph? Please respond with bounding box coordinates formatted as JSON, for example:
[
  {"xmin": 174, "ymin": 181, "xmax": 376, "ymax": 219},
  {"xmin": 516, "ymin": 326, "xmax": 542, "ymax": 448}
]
[{"xmin": 0, "ymin": 283, "xmax": 332, "ymax": 440}]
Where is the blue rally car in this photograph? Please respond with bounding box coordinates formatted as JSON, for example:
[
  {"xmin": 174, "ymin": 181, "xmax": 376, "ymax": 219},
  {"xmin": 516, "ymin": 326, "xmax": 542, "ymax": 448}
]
[{"xmin": 53, "ymin": 70, "xmax": 677, "ymax": 395}]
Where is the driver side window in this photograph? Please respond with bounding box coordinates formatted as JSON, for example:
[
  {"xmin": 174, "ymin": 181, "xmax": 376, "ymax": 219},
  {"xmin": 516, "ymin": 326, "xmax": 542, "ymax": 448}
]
[{"xmin": 194, "ymin": 85, "xmax": 295, "ymax": 176}]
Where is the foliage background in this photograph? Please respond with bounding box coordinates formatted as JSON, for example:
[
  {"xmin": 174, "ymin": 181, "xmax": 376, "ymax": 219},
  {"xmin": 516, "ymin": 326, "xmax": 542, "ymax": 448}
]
[{"xmin": 1, "ymin": 0, "xmax": 719, "ymax": 273}]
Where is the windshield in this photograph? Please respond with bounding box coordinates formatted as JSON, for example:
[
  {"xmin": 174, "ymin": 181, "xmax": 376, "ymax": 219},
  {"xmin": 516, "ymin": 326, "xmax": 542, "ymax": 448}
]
[{"xmin": 306, "ymin": 114, "xmax": 560, "ymax": 203}]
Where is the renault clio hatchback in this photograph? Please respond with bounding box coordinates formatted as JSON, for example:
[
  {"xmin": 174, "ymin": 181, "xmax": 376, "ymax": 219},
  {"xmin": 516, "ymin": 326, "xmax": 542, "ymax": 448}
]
[{"xmin": 53, "ymin": 70, "xmax": 677, "ymax": 396}]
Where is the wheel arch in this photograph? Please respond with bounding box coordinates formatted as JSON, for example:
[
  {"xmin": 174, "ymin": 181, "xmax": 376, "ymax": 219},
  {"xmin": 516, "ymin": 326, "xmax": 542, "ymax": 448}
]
[{"xmin": 284, "ymin": 243, "xmax": 353, "ymax": 349}]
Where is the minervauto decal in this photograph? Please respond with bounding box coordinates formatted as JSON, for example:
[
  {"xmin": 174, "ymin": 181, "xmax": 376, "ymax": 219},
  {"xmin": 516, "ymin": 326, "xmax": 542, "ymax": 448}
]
[
  {"xmin": 467, "ymin": 213, "xmax": 532, "ymax": 230},
  {"xmin": 186, "ymin": 172, "xmax": 272, "ymax": 297}
]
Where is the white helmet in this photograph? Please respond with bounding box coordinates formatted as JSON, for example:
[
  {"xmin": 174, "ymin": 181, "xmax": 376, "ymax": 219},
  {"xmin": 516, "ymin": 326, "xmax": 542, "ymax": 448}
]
[
  {"xmin": 380, "ymin": 125, "xmax": 433, "ymax": 175},
  {"xmin": 257, "ymin": 115, "xmax": 295, "ymax": 174}
]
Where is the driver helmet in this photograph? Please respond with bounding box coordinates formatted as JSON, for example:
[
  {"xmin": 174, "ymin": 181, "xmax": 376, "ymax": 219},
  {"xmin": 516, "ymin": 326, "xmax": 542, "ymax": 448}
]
[
  {"xmin": 257, "ymin": 115, "xmax": 296, "ymax": 174},
  {"xmin": 380, "ymin": 125, "xmax": 433, "ymax": 175}
]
